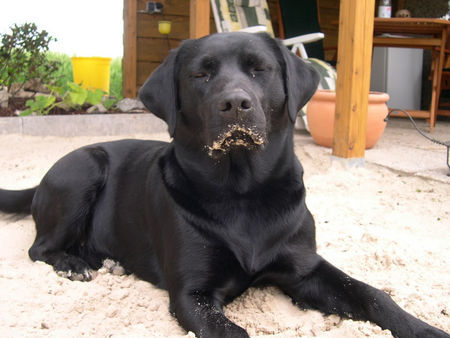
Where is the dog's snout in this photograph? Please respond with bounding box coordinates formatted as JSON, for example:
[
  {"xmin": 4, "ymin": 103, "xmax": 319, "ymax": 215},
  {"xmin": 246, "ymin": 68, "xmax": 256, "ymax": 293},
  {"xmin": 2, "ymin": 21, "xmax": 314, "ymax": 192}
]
[{"xmin": 218, "ymin": 91, "xmax": 252, "ymax": 114}]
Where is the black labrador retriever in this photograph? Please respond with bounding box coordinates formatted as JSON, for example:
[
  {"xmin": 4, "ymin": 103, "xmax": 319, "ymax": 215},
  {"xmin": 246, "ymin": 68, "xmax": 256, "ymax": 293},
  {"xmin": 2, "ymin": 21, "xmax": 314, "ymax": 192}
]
[{"xmin": 0, "ymin": 32, "xmax": 447, "ymax": 338}]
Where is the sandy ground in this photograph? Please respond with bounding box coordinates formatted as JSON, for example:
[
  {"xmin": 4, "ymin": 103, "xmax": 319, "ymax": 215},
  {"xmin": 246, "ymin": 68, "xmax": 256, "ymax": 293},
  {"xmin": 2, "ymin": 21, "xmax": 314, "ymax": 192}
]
[{"xmin": 0, "ymin": 119, "xmax": 449, "ymax": 337}]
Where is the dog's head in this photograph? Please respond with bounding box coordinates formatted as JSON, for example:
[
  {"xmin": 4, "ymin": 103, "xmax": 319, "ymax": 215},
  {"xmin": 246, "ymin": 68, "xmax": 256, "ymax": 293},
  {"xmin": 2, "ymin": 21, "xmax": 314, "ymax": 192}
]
[{"xmin": 139, "ymin": 32, "xmax": 319, "ymax": 158}]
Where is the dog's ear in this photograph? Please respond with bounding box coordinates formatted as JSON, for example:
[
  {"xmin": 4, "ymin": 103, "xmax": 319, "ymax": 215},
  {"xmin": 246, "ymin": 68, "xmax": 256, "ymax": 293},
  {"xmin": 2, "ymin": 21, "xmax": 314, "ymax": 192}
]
[
  {"xmin": 276, "ymin": 40, "xmax": 320, "ymax": 123},
  {"xmin": 139, "ymin": 49, "xmax": 178, "ymax": 136}
]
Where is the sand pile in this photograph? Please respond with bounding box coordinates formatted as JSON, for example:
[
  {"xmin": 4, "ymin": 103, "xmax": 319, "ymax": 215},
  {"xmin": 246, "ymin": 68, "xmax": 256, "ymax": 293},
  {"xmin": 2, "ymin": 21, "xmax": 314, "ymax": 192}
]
[{"xmin": 0, "ymin": 132, "xmax": 448, "ymax": 337}]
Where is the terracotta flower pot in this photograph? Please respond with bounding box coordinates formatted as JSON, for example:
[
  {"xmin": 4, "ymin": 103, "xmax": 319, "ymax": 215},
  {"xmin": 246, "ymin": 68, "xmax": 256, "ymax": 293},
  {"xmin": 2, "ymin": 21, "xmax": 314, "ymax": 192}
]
[{"xmin": 306, "ymin": 89, "xmax": 390, "ymax": 149}]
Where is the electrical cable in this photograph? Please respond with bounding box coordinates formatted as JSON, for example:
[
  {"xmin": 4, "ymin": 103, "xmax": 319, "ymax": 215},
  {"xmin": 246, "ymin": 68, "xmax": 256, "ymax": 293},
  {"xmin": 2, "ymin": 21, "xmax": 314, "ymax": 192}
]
[{"xmin": 385, "ymin": 109, "xmax": 450, "ymax": 172}]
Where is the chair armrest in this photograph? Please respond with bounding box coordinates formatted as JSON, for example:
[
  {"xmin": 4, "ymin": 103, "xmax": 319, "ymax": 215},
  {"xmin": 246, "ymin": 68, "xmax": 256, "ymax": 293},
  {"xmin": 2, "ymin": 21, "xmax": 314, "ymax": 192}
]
[
  {"xmin": 239, "ymin": 25, "xmax": 268, "ymax": 33},
  {"xmin": 282, "ymin": 33, "xmax": 325, "ymax": 47}
]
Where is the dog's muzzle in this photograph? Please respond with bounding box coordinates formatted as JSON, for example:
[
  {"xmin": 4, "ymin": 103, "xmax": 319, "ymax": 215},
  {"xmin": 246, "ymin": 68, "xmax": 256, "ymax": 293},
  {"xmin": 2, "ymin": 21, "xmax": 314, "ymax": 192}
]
[{"xmin": 206, "ymin": 124, "xmax": 266, "ymax": 159}]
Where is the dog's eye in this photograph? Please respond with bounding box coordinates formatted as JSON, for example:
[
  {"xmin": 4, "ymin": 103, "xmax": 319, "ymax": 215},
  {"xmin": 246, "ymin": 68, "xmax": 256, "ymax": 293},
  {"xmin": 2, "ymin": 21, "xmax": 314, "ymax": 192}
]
[
  {"xmin": 243, "ymin": 54, "xmax": 266, "ymax": 74},
  {"xmin": 193, "ymin": 72, "xmax": 211, "ymax": 82},
  {"xmin": 194, "ymin": 72, "xmax": 208, "ymax": 78},
  {"xmin": 249, "ymin": 66, "xmax": 265, "ymax": 79}
]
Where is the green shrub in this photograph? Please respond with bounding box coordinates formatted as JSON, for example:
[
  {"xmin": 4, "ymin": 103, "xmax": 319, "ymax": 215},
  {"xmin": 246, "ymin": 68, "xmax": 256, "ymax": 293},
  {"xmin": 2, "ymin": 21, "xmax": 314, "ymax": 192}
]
[
  {"xmin": 0, "ymin": 23, "xmax": 59, "ymax": 97},
  {"xmin": 0, "ymin": 21, "xmax": 123, "ymax": 104}
]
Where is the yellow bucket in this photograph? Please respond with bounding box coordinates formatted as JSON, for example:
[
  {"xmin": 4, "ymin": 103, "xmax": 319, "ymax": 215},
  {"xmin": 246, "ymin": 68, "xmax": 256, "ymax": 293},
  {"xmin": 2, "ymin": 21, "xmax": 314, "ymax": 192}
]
[{"xmin": 71, "ymin": 57, "xmax": 112, "ymax": 93}]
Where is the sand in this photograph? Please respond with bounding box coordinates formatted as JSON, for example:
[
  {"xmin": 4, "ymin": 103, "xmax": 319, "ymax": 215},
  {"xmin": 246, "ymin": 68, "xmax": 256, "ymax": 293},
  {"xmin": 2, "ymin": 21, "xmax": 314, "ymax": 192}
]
[{"xmin": 0, "ymin": 124, "xmax": 449, "ymax": 337}]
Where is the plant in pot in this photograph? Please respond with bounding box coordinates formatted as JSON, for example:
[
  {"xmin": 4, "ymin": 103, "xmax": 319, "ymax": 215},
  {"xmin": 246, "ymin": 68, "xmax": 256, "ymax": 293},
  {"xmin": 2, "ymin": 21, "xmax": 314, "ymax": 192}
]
[{"xmin": 306, "ymin": 89, "xmax": 390, "ymax": 149}]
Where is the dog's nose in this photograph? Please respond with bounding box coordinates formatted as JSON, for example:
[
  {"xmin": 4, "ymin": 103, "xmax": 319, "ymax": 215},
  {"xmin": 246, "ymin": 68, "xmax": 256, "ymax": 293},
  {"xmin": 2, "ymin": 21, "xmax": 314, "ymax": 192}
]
[{"xmin": 218, "ymin": 91, "xmax": 252, "ymax": 115}]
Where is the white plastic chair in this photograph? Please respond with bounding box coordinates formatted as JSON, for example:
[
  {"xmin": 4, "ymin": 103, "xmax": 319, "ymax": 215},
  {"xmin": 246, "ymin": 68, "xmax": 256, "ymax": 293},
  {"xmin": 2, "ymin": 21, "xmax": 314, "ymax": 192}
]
[{"xmin": 210, "ymin": 0, "xmax": 325, "ymax": 59}]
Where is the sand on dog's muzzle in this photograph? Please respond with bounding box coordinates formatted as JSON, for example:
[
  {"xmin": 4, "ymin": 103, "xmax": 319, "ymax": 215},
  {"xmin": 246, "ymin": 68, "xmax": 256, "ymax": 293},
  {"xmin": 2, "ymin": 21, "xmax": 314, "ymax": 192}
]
[{"xmin": 206, "ymin": 125, "xmax": 265, "ymax": 158}]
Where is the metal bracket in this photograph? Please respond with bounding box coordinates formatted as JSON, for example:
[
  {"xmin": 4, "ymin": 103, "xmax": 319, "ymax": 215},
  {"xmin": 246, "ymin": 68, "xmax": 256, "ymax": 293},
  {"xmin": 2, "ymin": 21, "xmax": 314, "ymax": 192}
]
[{"xmin": 138, "ymin": 1, "xmax": 163, "ymax": 14}]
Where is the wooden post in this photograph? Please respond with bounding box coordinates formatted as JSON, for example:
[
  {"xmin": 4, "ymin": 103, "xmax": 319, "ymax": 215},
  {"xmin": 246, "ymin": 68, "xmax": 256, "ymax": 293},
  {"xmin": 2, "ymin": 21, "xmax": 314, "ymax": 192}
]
[
  {"xmin": 332, "ymin": 0, "xmax": 375, "ymax": 160},
  {"xmin": 190, "ymin": 0, "xmax": 210, "ymax": 38},
  {"xmin": 123, "ymin": 0, "xmax": 137, "ymax": 98}
]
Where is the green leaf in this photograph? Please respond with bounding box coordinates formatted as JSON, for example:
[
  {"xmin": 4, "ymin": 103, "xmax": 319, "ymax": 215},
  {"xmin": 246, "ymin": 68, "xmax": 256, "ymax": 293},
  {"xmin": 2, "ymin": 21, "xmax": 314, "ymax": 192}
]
[
  {"xmin": 67, "ymin": 81, "xmax": 84, "ymax": 93},
  {"xmin": 86, "ymin": 88, "xmax": 104, "ymax": 106},
  {"xmin": 22, "ymin": 94, "xmax": 56, "ymax": 115},
  {"xmin": 66, "ymin": 90, "xmax": 88, "ymax": 107},
  {"xmin": 20, "ymin": 109, "xmax": 33, "ymax": 116},
  {"xmin": 102, "ymin": 97, "xmax": 117, "ymax": 110},
  {"xmin": 46, "ymin": 84, "xmax": 64, "ymax": 96},
  {"xmin": 37, "ymin": 94, "xmax": 56, "ymax": 107},
  {"xmin": 26, "ymin": 95, "xmax": 55, "ymax": 109}
]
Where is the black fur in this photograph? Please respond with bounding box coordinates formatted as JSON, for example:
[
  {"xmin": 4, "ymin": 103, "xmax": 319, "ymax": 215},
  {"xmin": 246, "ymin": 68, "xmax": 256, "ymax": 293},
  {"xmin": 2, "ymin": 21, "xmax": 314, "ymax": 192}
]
[{"xmin": 0, "ymin": 33, "xmax": 447, "ymax": 338}]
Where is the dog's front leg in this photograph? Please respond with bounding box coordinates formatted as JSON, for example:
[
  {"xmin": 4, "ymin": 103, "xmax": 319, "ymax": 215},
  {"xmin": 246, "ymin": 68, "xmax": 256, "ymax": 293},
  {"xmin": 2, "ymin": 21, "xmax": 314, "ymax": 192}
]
[
  {"xmin": 279, "ymin": 257, "xmax": 448, "ymax": 338},
  {"xmin": 170, "ymin": 291, "xmax": 249, "ymax": 338}
]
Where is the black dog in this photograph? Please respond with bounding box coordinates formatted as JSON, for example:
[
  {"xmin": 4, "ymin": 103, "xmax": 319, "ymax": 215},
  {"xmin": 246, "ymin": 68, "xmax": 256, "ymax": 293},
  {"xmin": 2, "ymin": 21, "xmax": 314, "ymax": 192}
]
[{"xmin": 0, "ymin": 32, "xmax": 447, "ymax": 338}]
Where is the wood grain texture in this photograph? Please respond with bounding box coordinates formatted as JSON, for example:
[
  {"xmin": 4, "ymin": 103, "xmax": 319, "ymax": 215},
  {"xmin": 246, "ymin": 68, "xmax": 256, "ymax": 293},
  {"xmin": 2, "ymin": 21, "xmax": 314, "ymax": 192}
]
[
  {"xmin": 332, "ymin": 0, "xmax": 375, "ymax": 159},
  {"xmin": 123, "ymin": 0, "xmax": 138, "ymax": 98},
  {"xmin": 190, "ymin": 0, "xmax": 211, "ymax": 38}
]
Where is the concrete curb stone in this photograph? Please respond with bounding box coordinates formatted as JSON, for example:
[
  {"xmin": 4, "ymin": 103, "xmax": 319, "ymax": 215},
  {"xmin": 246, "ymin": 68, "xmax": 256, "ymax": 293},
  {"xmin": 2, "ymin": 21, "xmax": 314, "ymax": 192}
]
[{"xmin": 0, "ymin": 113, "xmax": 168, "ymax": 137}]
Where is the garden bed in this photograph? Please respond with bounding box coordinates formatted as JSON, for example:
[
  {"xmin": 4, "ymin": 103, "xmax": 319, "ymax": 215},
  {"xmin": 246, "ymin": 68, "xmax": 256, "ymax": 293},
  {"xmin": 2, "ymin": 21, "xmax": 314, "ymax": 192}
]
[{"xmin": 0, "ymin": 97, "xmax": 118, "ymax": 117}]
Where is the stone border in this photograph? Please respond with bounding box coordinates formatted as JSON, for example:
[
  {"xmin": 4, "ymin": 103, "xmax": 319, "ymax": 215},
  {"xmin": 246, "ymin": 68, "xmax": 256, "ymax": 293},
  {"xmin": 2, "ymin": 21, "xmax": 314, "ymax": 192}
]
[{"xmin": 0, "ymin": 113, "xmax": 168, "ymax": 137}]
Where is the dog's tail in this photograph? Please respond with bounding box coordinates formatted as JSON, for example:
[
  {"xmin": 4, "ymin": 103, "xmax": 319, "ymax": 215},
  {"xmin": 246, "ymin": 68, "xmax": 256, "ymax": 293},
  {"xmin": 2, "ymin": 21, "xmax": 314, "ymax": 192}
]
[{"xmin": 0, "ymin": 188, "xmax": 37, "ymax": 215}]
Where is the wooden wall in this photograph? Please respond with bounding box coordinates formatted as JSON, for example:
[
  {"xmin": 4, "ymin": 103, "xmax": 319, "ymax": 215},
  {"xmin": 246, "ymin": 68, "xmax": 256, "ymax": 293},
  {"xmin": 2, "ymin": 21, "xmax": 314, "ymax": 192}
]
[
  {"xmin": 318, "ymin": 0, "xmax": 340, "ymax": 62},
  {"xmin": 135, "ymin": 1, "xmax": 216, "ymax": 95},
  {"xmin": 123, "ymin": 0, "xmax": 341, "ymax": 97}
]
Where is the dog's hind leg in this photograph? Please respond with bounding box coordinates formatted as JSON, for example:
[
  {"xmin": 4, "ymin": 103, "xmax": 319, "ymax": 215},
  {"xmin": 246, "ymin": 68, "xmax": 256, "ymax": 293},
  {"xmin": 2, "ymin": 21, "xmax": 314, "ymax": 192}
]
[{"xmin": 28, "ymin": 147, "xmax": 109, "ymax": 281}]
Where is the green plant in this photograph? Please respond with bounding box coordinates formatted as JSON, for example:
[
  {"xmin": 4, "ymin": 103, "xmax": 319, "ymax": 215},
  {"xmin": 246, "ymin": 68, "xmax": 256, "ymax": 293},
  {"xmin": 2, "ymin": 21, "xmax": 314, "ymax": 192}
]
[
  {"xmin": 63, "ymin": 82, "xmax": 103, "ymax": 108},
  {"xmin": 45, "ymin": 52, "xmax": 73, "ymax": 89},
  {"xmin": 102, "ymin": 97, "xmax": 117, "ymax": 110},
  {"xmin": 0, "ymin": 22, "xmax": 59, "ymax": 97},
  {"xmin": 21, "ymin": 82, "xmax": 119, "ymax": 116},
  {"xmin": 21, "ymin": 94, "xmax": 57, "ymax": 116},
  {"xmin": 110, "ymin": 57, "xmax": 123, "ymax": 99}
]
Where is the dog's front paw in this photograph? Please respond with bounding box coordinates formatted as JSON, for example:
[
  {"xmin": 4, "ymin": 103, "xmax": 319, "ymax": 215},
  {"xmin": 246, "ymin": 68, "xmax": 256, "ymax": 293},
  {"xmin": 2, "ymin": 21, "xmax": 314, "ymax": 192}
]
[
  {"xmin": 56, "ymin": 269, "xmax": 95, "ymax": 281},
  {"xmin": 53, "ymin": 254, "xmax": 95, "ymax": 282},
  {"xmin": 197, "ymin": 324, "xmax": 249, "ymax": 338},
  {"xmin": 406, "ymin": 321, "xmax": 450, "ymax": 338}
]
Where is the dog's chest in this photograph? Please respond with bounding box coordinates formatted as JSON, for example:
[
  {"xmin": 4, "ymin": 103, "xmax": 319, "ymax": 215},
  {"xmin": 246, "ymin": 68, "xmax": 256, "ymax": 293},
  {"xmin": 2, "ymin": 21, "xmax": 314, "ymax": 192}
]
[
  {"xmin": 215, "ymin": 207, "xmax": 292, "ymax": 275},
  {"xmin": 193, "ymin": 183, "xmax": 305, "ymax": 275}
]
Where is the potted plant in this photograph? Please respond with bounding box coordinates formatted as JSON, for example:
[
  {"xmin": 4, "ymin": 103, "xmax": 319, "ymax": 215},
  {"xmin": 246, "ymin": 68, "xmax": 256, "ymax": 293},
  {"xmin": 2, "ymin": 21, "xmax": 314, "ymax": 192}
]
[{"xmin": 306, "ymin": 89, "xmax": 390, "ymax": 149}]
